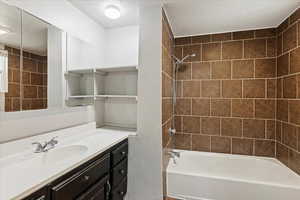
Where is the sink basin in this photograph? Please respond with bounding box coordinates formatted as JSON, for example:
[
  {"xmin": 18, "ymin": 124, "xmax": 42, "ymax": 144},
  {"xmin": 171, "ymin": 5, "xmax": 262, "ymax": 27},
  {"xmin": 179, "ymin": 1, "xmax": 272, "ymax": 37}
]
[{"xmin": 40, "ymin": 145, "xmax": 88, "ymax": 164}]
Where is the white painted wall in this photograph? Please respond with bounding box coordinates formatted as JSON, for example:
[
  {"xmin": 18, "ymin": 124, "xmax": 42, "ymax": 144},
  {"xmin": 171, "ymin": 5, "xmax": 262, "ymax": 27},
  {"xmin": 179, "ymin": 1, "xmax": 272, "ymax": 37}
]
[
  {"xmin": 104, "ymin": 25, "xmax": 139, "ymax": 68},
  {"xmin": 127, "ymin": 4, "xmax": 163, "ymax": 200},
  {"xmin": 0, "ymin": 93, "xmax": 4, "ymax": 111}
]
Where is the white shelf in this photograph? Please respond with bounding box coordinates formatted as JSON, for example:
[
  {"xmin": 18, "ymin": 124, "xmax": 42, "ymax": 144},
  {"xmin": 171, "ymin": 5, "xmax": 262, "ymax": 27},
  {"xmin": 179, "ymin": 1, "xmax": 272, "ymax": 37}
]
[
  {"xmin": 68, "ymin": 95, "xmax": 138, "ymax": 100},
  {"xmin": 66, "ymin": 65, "xmax": 138, "ymax": 74},
  {"xmin": 66, "ymin": 68, "xmax": 94, "ymax": 74},
  {"xmin": 96, "ymin": 65, "xmax": 138, "ymax": 73},
  {"xmin": 97, "ymin": 125, "xmax": 137, "ymax": 136},
  {"xmin": 68, "ymin": 95, "xmax": 94, "ymax": 99},
  {"xmin": 95, "ymin": 95, "xmax": 137, "ymax": 100}
]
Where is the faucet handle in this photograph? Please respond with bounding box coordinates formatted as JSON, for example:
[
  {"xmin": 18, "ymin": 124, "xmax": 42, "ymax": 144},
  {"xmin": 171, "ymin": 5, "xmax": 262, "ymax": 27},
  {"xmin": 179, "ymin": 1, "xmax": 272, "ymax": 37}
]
[
  {"xmin": 32, "ymin": 142, "xmax": 43, "ymax": 153},
  {"xmin": 48, "ymin": 136, "xmax": 58, "ymax": 145},
  {"xmin": 32, "ymin": 142, "xmax": 42, "ymax": 147},
  {"xmin": 50, "ymin": 136, "xmax": 58, "ymax": 142}
]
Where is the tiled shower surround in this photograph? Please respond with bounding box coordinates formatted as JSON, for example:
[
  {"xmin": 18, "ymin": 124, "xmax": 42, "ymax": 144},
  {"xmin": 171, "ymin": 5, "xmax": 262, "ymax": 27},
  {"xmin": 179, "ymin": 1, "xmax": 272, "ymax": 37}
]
[
  {"xmin": 5, "ymin": 46, "xmax": 47, "ymax": 112},
  {"xmin": 162, "ymin": 12, "xmax": 174, "ymax": 148},
  {"xmin": 173, "ymin": 8, "xmax": 300, "ymax": 175},
  {"xmin": 174, "ymin": 29, "xmax": 277, "ymax": 156},
  {"xmin": 276, "ymin": 9, "xmax": 300, "ymax": 175},
  {"xmin": 162, "ymin": 10, "xmax": 174, "ymax": 199}
]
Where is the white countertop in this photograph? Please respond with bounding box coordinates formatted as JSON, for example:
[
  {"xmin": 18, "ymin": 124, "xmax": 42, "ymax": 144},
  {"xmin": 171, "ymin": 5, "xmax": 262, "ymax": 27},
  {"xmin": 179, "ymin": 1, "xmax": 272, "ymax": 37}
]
[{"xmin": 0, "ymin": 123, "xmax": 134, "ymax": 200}]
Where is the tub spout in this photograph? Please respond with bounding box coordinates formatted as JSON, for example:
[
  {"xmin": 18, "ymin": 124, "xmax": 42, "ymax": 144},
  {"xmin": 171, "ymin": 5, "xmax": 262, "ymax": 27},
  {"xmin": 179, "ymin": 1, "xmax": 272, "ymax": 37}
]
[
  {"xmin": 168, "ymin": 150, "xmax": 180, "ymax": 164},
  {"xmin": 168, "ymin": 150, "xmax": 180, "ymax": 158}
]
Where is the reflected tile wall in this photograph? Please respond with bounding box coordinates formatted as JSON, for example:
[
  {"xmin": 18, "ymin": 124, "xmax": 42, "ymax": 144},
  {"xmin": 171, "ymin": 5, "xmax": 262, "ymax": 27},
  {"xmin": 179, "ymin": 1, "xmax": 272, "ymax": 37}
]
[{"xmin": 5, "ymin": 46, "xmax": 47, "ymax": 112}]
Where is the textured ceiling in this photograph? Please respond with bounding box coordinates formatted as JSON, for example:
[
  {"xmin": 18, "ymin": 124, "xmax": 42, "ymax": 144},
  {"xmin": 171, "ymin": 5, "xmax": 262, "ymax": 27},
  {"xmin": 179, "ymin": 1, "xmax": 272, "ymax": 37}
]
[
  {"xmin": 164, "ymin": 0, "xmax": 300, "ymax": 37},
  {"xmin": 68, "ymin": 0, "xmax": 140, "ymax": 28}
]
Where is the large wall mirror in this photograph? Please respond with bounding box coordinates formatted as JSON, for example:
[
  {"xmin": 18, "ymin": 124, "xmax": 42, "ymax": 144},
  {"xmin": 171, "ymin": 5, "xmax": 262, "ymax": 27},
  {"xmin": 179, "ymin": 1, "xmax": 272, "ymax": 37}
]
[{"xmin": 0, "ymin": 1, "xmax": 61, "ymax": 112}]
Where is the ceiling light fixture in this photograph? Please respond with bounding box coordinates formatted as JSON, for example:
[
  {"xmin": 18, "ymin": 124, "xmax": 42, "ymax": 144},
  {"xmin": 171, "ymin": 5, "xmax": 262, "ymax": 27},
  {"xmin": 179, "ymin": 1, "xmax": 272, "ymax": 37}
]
[
  {"xmin": 0, "ymin": 26, "xmax": 10, "ymax": 35},
  {"xmin": 104, "ymin": 5, "xmax": 121, "ymax": 19}
]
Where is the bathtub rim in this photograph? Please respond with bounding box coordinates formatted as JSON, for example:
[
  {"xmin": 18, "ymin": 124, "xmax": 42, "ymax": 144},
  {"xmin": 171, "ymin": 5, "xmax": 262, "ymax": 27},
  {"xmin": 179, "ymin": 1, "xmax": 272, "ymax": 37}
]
[{"xmin": 167, "ymin": 149, "xmax": 300, "ymax": 190}]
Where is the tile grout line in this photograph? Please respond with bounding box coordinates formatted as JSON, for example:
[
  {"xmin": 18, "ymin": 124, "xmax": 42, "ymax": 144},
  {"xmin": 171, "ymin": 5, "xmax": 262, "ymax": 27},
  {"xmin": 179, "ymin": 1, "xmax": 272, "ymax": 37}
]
[{"xmin": 175, "ymin": 36, "xmax": 277, "ymax": 47}]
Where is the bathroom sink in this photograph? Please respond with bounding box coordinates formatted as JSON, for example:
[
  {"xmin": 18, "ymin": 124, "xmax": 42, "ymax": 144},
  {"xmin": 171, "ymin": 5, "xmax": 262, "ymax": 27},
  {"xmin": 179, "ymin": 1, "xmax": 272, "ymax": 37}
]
[{"xmin": 40, "ymin": 145, "xmax": 88, "ymax": 164}]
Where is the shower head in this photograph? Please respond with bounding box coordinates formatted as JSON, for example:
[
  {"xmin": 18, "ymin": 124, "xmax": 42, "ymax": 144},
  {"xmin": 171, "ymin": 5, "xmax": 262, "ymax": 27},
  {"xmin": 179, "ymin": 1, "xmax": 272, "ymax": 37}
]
[{"xmin": 172, "ymin": 53, "xmax": 196, "ymax": 64}]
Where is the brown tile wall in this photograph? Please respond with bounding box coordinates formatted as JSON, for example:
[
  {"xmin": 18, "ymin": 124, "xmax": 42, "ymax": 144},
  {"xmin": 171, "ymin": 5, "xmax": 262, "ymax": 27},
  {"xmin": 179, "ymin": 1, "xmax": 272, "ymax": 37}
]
[
  {"xmin": 276, "ymin": 8, "xmax": 300, "ymax": 175},
  {"xmin": 4, "ymin": 46, "xmax": 47, "ymax": 112},
  {"xmin": 162, "ymin": 10, "xmax": 175, "ymax": 199},
  {"xmin": 171, "ymin": 7, "xmax": 300, "ymax": 176},
  {"xmin": 174, "ymin": 28, "xmax": 277, "ymax": 157}
]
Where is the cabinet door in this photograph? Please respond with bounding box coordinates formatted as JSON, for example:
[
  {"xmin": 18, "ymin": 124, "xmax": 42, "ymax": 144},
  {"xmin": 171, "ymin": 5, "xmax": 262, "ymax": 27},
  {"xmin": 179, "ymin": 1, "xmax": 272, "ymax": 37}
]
[
  {"xmin": 111, "ymin": 177, "xmax": 127, "ymax": 200},
  {"xmin": 66, "ymin": 34, "xmax": 97, "ymax": 70},
  {"xmin": 51, "ymin": 155, "xmax": 110, "ymax": 200},
  {"xmin": 76, "ymin": 175, "xmax": 109, "ymax": 200},
  {"xmin": 111, "ymin": 142, "xmax": 128, "ymax": 167},
  {"xmin": 111, "ymin": 158, "xmax": 127, "ymax": 187}
]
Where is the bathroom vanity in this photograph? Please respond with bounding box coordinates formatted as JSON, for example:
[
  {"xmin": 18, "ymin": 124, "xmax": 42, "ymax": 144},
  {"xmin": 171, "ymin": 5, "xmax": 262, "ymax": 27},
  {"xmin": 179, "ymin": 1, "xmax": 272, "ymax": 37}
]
[
  {"xmin": 23, "ymin": 139, "xmax": 128, "ymax": 200},
  {"xmin": 0, "ymin": 123, "xmax": 134, "ymax": 200}
]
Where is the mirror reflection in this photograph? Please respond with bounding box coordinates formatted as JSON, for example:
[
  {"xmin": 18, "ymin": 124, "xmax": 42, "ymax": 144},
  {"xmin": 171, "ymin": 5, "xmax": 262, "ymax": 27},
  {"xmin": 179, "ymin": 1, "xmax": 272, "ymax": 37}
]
[
  {"xmin": 20, "ymin": 11, "xmax": 48, "ymax": 111},
  {"xmin": 0, "ymin": 2, "xmax": 21, "ymax": 112},
  {"xmin": 0, "ymin": 1, "xmax": 48, "ymax": 112}
]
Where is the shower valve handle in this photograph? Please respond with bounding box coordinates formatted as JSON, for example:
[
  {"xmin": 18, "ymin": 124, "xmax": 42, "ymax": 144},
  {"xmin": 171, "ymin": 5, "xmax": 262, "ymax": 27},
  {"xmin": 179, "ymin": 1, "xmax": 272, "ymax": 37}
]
[{"xmin": 168, "ymin": 128, "xmax": 176, "ymax": 135}]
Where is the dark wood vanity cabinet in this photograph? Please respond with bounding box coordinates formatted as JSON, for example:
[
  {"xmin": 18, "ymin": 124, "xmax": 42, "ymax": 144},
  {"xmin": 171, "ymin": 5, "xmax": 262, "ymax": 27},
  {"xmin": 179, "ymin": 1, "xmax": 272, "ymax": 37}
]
[
  {"xmin": 110, "ymin": 142, "xmax": 128, "ymax": 200},
  {"xmin": 22, "ymin": 187, "xmax": 49, "ymax": 200},
  {"xmin": 22, "ymin": 139, "xmax": 128, "ymax": 200},
  {"xmin": 51, "ymin": 154, "xmax": 110, "ymax": 200}
]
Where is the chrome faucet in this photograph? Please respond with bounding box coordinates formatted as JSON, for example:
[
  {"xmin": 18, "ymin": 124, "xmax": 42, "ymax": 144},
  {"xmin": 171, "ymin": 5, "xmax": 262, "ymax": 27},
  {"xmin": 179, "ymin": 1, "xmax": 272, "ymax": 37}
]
[
  {"xmin": 168, "ymin": 150, "xmax": 180, "ymax": 164},
  {"xmin": 32, "ymin": 137, "xmax": 58, "ymax": 153}
]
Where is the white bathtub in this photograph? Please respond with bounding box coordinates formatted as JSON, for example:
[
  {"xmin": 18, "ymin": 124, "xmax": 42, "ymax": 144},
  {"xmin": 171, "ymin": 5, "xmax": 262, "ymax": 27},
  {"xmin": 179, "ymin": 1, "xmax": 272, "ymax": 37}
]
[{"xmin": 167, "ymin": 150, "xmax": 300, "ymax": 200}]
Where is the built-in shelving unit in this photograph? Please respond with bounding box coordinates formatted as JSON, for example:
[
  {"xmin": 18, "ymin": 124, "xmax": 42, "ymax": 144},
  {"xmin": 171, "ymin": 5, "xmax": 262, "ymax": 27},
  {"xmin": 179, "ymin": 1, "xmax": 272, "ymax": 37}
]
[
  {"xmin": 65, "ymin": 65, "xmax": 138, "ymax": 130},
  {"xmin": 65, "ymin": 68, "xmax": 95, "ymax": 107}
]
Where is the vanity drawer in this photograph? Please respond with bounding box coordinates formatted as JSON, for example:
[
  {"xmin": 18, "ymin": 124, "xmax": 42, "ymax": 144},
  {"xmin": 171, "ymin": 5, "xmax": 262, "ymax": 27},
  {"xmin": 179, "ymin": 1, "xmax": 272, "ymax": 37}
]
[
  {"xmin": 111, "ymin": 177, "xmax": 127, "ymax": 200},
  {"xmin": 111, "ymin": 142, "xmax": 128, "ymax": 166},
  {"xmin": 76, "ymin": 175, "xmax": 109, "ymax": 200},
  {"xmin": 23, "ymin": 187, "xmax": 48, "ymax": 200},
  {"xmin": 51, "ymin": 154, "xmax": 110, "ymax": 200},
  {"xmin": 111, "ymin": 158, "xmax": 128, "ymax": 187}
]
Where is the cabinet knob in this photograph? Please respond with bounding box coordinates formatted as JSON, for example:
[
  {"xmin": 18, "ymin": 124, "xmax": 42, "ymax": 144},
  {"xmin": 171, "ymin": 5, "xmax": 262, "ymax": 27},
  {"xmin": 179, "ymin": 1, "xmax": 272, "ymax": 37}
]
[
  {"xmin": 119, "ymin": 169, "xmax": 125, "ymax": 174},
  {"xmin": 33, "ymin": 195, "xmax": 45, "ymax": 200},
  {"xmin": 84, "ymin": 175, "xmax": 90, "ymax": 181},
  {"xmin": 119, "ymin": 191, "xmax": 124, "ymax": 196},
  {"xmin": 121, "ymin": 151, "xmax": 126, "ymax": 155}
]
